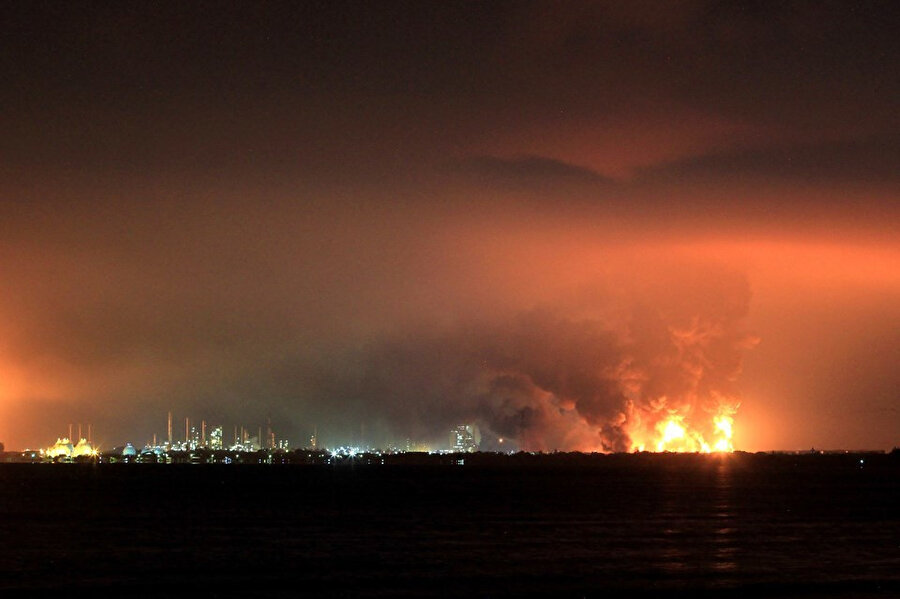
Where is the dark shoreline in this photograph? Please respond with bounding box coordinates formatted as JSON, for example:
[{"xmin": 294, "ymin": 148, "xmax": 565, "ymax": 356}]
[{"xmin": 2, "ymin": 448, "xmax": 897, "ymax": 469}]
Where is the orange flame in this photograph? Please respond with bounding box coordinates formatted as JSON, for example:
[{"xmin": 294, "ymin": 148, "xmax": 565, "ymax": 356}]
[{"xmin": 629, "ymin": 407, "xmax": 735, "ymax": 453}]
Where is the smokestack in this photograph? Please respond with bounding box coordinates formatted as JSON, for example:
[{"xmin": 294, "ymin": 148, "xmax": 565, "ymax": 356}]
[
  {"xmin": 185, "ymin": 417, "xmax": 189, "ymax": 443},
  {"xmin": 167, "ymin": 411, "xmax": 173, "ymax": 445},
  {"xmin": 68, "ymin": 423, "xmax": 73, "ymax": 441},
  {"xmin": 78, "ymin": 423, "xmax": 82, "ymax": 441},
  {"xmin": 153, "ymin": 433, "xmax": 157, "ymax": 446},
  {"xmin": 266, "ymin": 416, "xmax": 272, "ymax": 449},
  {"xmin": 234, "ymin": 425, "xmax": 238, "ymax": 446},
  {"xmin": 201, "ymin": 420, "xmax": 206, "ymax": 446}
]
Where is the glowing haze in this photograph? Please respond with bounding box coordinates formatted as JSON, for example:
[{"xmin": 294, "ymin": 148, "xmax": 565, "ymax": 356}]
[{"xmin": 0, "ymin": 3, "xmax": 898, "ymax": 451}]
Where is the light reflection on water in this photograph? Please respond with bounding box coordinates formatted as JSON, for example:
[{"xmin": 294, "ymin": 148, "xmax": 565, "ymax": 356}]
[
  {"xmin": 651, "ymin": 458, "xmax": 739, "ymax": 577},
  {"xmin": 0, "ymin": 457, "xmax": 897, "ymax": 596},
  {"xmin": 712, "ymin": 460, "xmax": 738, "ymax": 573}
]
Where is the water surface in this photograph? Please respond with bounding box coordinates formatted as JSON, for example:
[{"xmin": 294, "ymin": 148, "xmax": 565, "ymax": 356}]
[{"xmin": 1, "ymin": 453, "xmax": 897, "ymax": 597}]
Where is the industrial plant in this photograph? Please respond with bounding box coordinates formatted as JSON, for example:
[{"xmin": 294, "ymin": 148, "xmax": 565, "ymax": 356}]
[{"xmin": 0, "ymin": 414, "xmax": 485, "ymax": 465}]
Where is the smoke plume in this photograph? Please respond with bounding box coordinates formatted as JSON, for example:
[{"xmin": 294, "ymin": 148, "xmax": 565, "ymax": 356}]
[{"xmin": 319, "ymin": 265, "xmax": 756, "ymax": 451}]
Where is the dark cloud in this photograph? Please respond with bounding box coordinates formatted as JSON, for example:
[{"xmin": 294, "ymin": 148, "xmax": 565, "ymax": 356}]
[
  {"xmin": 3, "ymin": 2, "xmax": 898, "ymax": 182},
  {"xmin": 454, "ymin": 155, "xmax": 613, "ymax": 188},
  {"xmin": 490, "ymin": 1, "xmax": 900, "ymax": 130},
  {"xmin": 635, "ymin": 137, "xmax": 900, "ymax": 186}
]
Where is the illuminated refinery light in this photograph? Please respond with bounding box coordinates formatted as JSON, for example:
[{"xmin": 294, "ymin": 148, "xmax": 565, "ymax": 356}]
[
  {"xmin": 329, "ymin": 446, "xmax": 367, "ymax": 458},
  {"xmin": 450, "ymin": 424, "xmax": 479, "ymax": 452},
  {"xmin": 45, "ymin": 437, "xmax": 75, "ymax": 459},
  {"xmin": 45, "ymin": 437, "xmax": 98, "ymax": 460}
]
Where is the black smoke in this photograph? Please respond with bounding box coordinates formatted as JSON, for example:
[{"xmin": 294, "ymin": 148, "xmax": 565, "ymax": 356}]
[{"xmin": 309, "ymin": 266, "xmax": 756, "ymax": 451}]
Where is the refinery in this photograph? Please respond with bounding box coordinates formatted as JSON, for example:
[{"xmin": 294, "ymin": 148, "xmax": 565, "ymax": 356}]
[{"xmin": 0, "ymin": 414, "xmax": 483, "ymax": 464}]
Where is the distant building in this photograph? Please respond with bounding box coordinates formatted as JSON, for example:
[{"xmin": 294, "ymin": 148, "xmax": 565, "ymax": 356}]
[
  {"xmin": 189, "ymin": 425, "xmax": 201, "ymax": 450},
  {"xmin": 45, "ymin": 438, "xmax": 75, "ymax": 459},
  {"xmin": 209, "ymin": 426, "xmax": 224, "ymax": 450},
  {"xmin": 72, "ymin": 438, "xmax": 96, "ymax": 457},
  {"xmin": 450, "ymin": 425, "xmax": 479, "ymax": 453},
  {"xmin": 43, "ymin": 437, "xmax": 97, "ymax": 460}
]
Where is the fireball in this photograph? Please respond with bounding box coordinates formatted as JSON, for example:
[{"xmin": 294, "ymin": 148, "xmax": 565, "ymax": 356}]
[
  {"xmin": 712, "ymin": 414, "xmax": 734, "ymax": 452},
  {"xmin": 629, "ymin": 407, "xmax": 736, "ymax": 453}
]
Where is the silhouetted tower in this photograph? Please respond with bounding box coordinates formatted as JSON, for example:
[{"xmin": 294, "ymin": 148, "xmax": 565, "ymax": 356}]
[
  {"xmin": 201, "ymin": 420, "xmax": 207, "ymax": 446},
  {"xmin": 185, "ymin": 417, "xmax": 189, "ymax": 443},
  {"xmin": 167, "ymin": 411, "xmax": 173, "ymax": 445}
]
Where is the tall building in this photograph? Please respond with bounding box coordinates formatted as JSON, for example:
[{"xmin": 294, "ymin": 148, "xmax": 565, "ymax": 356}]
[
  {"xmin": 209, "ymin": 426, "xmax": 223, "ymax": 450},
  {"xmin": 450, "ymin": 425, "xmax": 478, "ymax": 453}
]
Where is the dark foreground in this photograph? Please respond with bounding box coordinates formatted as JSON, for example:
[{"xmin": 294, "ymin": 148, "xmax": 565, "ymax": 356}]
[{"xmin": 1, "ymin": 453, "xmax": 898, "ymax": 598}]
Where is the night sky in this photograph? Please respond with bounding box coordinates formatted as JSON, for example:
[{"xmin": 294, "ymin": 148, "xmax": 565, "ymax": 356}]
[{"xmin": 1, "ymin": 1, "xmax": 898, "ymax": 451}]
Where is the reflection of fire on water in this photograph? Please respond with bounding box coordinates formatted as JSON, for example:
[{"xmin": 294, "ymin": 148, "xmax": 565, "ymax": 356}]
[{"xmin": 629, "ymin": 408, "xmax": 735, "ymax": 453}]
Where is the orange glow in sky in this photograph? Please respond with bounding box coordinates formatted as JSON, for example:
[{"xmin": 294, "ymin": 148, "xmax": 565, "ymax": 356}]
[{"xmin": 1, "ymin": 3, "xmax": 898, "ymax": 452}]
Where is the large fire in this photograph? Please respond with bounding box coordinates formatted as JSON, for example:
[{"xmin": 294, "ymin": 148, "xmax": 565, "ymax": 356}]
[{"xmin": 628, "ymin": 408, "xmax": 735, "ymax": 453}]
